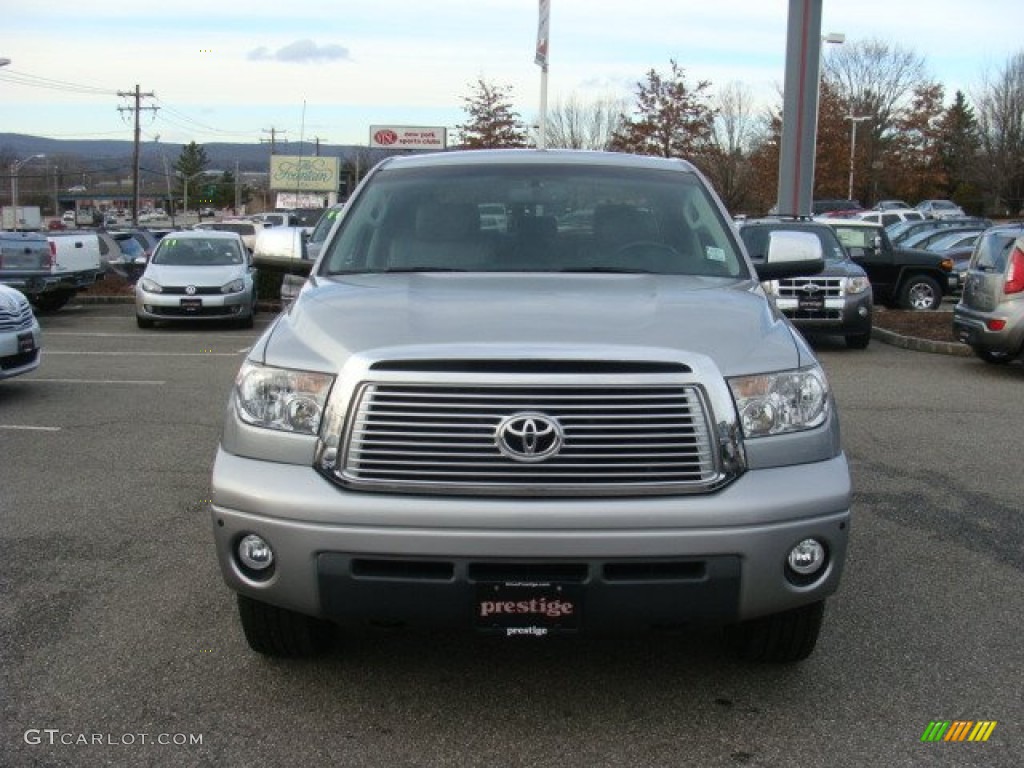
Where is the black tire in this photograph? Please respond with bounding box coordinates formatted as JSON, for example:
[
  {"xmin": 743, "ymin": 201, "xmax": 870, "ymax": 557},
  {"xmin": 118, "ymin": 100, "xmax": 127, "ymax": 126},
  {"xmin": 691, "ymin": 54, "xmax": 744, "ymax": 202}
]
[
  {"xmin": 725, "ymin": 600, "xmax": 825, "ymax": 663},
  {"xmin": 898, "ymin": 275, "xmax": 942, "ymax": 311},
  {"xmin": 975, "ymin": 348, "xmax": 1013, "ymax": 365},
  {"xmin": 236, "ymin": 594, "xmax": 334, "ymax": 657},
  {"xmin": 30, "ymin": 291, "xmax": 73, "ymax": 312},
  {"xmin": 845, "ymin": 331, "xmax": 871, "ymax": 349},
  {"xmin": 136, "ymin": 315, "xmax": 155, "ymax": 329}
]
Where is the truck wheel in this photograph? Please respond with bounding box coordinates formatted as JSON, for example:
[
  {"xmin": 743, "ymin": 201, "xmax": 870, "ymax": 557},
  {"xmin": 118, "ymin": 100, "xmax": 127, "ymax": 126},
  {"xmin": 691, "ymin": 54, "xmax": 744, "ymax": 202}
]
[
  {"xmin": 30, "ymin": 291, "xmax": 73, "ymax": 312},
  {"xmin": 725, "ymin": 600, "xmax": 824, "ymax": 663},
  {"xmin": 898, "ymin": 275, "xmax": 942, "ymax": 310},
  {"xmin": 845, "ymin": 331, "xmax": 871, "ymax": 349},
  {"xmin": 236, "ymin": 594, "xmax": 334, "ymax": 657}
]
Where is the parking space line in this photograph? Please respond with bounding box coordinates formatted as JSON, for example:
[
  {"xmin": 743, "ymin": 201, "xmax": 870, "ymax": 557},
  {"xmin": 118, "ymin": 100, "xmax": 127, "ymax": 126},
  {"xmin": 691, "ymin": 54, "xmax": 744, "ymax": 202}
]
[
  {"xmin": 0, "ymin": 425, "xmax": 62, "ymax": 432},
  {"xmin": 27, "ymin": 378, "xmax": 166, "ymax": 385},
  {"xmin": 45, "ymin": 351, "xmax": 242, "ymax": 357}
]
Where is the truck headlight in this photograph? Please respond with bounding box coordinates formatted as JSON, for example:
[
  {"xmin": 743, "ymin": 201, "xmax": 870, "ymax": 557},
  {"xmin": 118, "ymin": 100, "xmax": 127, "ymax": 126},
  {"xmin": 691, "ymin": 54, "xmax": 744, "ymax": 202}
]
[
  {"xmin": 221, "ymin": 278, "xmax": 245, "ymax": 294},
  {"xmin": 234, "ymin": 361, "xmax": 334, "ymax": 434},
  {"xmin": 760, "ymin": 280, "xmax": 780, "ymax": 297},
  {"xmin": 844, "ymin": 275, "xmax": 870, "ymax": 294},
  {"xmin": 728, "ymin": 366, "xmax": 829, "ymax": 437}
]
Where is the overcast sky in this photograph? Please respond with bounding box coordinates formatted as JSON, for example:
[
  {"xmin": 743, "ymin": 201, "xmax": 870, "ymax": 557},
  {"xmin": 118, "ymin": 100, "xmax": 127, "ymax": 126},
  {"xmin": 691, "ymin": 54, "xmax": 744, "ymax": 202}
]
[{"xmin": 1, "ymin": 0, "xmax": 1021, "ymax": 148}]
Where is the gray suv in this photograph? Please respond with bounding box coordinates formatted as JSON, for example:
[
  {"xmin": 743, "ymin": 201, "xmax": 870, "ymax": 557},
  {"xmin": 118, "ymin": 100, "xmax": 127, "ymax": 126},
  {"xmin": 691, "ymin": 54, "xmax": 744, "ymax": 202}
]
[
  {"xmin": 210, "ymin": 150, "xmax": 852, "ymax": 662},
  {"xmin": 737, "ymin": 219, "xmax": 873, "ymax": 349},
  {"xmin": 953, "ymin": 223, "xmax": 1024, "ymax": 364}
]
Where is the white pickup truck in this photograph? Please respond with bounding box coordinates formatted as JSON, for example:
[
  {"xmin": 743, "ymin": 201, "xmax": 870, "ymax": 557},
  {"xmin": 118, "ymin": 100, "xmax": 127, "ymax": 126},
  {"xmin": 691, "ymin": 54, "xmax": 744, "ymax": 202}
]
[{"xmin": 0, "ymin": 231, "xmax": 103, "ymax": 311}]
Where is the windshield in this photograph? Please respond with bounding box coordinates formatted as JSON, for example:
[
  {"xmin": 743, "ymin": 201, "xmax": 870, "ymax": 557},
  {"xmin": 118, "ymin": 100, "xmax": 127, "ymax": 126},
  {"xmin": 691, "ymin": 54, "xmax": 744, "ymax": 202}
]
[
  {"xmin": 740, "ymin": 224, "xmax": 847, "ymax": 264},
  {"xmin": 309, "ymin": 205, "xmax": 343, "ymax": 244},
  {"xmin": 321, "ymin": 164, "xmax": 746, "ymax": 277},
  {"xmin": 152, "ymin": 237, "xmax": 245, "ymax": 266}
]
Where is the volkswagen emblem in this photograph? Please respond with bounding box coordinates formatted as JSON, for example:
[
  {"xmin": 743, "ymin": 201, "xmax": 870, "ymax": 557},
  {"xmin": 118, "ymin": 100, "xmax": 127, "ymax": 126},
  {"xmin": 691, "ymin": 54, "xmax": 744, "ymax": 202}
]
[
  {"xmin": 185, "ymin": 285, "xmax": 197, "ymax": 295},
  {"xmin": 495, "ymin": 412, "xmax": 564, "ymax": 463}
]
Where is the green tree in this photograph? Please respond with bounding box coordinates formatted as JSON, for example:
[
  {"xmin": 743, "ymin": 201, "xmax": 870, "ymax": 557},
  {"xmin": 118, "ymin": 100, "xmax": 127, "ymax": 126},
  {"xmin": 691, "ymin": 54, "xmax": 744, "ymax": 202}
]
[
  {"xmin": 609, "ymin": 60, "xmax": 716, "ymax": 159},
  {"xmin": 456, "ymin": 79, "xmax": 528, "ymax": 149},
  {"xmin": 174, "ymin": 141, "xmax": 209, "ymax": 209},
  {"xmin": 936, "ymin": 91, "xmax": 981, "ymax": 208}
]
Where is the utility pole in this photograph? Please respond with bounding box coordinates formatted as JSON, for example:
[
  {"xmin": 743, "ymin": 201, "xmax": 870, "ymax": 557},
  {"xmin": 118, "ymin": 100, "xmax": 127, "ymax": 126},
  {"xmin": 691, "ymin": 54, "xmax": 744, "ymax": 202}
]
[
  {"xmin": 312, "ymin": 136, "xmax": 328, "ymax": 157},
  {"xmin": 118, "ymin": 85, "xmax": 158, "ymax": 226},
  {"xmin": 261, "ymin": 127, "xmax": 287, "ymax": 155},
  {"xmin": 845, "ymin": 115, "xmax": 870, "ymax": 201}
]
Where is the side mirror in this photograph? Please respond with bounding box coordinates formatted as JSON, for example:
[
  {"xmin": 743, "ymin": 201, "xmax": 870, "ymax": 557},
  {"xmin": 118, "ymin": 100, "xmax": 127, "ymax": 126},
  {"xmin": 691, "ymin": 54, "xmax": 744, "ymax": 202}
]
[{"xmin": 753, "ymin": 230, "xmax": 825, "ymax": 280}]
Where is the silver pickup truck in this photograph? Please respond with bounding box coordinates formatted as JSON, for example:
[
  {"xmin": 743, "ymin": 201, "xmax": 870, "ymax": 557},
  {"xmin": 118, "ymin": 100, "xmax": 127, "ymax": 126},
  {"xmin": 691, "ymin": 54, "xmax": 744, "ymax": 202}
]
[{"xmin": 211, "ymin": 150, "xmax": 851, "ymax": 662}]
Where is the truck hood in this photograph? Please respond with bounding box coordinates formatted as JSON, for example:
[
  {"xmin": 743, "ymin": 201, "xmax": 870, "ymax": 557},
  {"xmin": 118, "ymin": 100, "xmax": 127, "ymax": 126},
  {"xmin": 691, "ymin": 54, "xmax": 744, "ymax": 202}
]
[{"xmin": 258, "ymin": 273, "xmax": 809, "ymax": 377}]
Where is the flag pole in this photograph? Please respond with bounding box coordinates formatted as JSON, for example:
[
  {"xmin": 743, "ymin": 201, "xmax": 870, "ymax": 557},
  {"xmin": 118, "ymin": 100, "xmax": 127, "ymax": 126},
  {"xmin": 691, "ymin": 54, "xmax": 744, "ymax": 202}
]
[{"xmin": 535, "ymin": 0, "xmax": 550, "ymax": 149}]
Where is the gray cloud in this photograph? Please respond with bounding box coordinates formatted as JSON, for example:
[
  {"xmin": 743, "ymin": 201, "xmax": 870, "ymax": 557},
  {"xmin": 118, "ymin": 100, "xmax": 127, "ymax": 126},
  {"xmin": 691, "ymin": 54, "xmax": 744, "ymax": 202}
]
[{"xmin": 248, "ymin": 39, "xmax": 350, "ymax": 63}]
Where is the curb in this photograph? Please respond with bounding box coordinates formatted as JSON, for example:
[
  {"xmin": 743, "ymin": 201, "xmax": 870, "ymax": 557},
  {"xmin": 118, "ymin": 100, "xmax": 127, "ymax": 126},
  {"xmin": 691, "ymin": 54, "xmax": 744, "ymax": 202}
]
[{"xmin": 871, "ymin": 325, "xmax": 973, "ymax": 357}]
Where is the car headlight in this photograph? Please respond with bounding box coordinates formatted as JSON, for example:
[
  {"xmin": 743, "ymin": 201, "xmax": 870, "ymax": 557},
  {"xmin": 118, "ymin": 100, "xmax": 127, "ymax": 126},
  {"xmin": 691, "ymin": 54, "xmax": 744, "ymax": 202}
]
[
  {"xmin": 844, "ymin": 275, "xmax": 870, "ymax": 294},
  {"xmin": 760, "ymin": 280, "xmax": 780, "ymax": 297},
  {"xmin": 140, "ymin": 278, "xmax": 162, "ymax": 293},
  {"xmin": 222, "ymin": 278, "xmax": 245, "ymax": 294},
  {"xmin": 234, "ymin": 361, "xmax": 334, "ymax": 434},
  {"xmin": 728, "ymin": 366, "xmax": 830, "ymax": 437}
]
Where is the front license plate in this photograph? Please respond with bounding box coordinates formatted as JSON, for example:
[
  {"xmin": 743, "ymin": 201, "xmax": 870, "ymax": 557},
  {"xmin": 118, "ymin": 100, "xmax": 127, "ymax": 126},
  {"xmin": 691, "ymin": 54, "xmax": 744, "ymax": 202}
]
[
  {"xmin": 180, "ymin": 298, "xmax": 202, "ymax": 312},
  {"xmin": 475, "ymin": 582, "xmax": 581, "ymax": 635},
  {"xmin": 17, "ymin": 332, "xmax": 36, "ymax": 354},
  {"xmin": 798, "ymin": 296, "xmax": 825, "ymax": 312}
]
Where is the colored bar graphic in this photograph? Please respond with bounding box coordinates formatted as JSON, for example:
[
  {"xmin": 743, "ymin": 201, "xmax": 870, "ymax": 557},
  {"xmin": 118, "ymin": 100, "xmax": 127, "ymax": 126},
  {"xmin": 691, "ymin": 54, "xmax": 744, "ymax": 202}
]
[
  {"xmin": 921, "ymin": 720, "xmax": 997, "ymax": 742},
  {"xmin": 921, "ymin": 721, "xmax": 950, "ymax": 742}
]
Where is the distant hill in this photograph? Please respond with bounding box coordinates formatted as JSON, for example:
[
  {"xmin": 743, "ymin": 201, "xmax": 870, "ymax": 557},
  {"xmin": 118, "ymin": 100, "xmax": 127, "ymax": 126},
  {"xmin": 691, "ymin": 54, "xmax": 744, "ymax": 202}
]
[{"xmin": 0, "ymin": 133, "xmax": 373, "ymax": 174}]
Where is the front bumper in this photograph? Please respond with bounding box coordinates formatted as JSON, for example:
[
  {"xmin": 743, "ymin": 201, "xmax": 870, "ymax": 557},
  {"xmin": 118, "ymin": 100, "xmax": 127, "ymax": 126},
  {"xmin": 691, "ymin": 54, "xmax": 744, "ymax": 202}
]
[
  {"xmin": 776, "ymin": 293, "xmax": 873, "ymax": 337},
  {"xmin": 136, "ymin": 289, "xmax": 252, "ymax": 321},
  {"xmin": 0, "ymin": 322, "xmax": 42, "ymax": 379},
  {"xmin": 211, "ymin": 448, "xmax": 851, "ymax": 629}
]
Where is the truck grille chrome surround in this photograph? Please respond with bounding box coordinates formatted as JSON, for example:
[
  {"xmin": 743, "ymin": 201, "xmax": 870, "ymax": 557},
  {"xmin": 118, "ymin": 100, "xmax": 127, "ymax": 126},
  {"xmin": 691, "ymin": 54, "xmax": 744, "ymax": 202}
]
[{"xmin": 319, "ymin": 372, "xmax": 740, "ymax": 496}]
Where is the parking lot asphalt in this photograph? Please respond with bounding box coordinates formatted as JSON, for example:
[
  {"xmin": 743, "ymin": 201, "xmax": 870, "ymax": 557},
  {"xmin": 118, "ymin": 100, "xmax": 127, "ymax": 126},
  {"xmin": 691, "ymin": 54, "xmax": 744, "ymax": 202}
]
[{"xmin": 2, "ymin": 302, "xmax": 1021, "ymax": 768}]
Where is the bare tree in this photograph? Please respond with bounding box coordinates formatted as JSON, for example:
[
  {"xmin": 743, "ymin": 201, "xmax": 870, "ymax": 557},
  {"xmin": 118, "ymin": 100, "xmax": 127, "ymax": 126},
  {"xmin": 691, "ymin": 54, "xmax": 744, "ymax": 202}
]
[
  {"xmin": 973, "ymin": 51, "xmax": 1024, "ymax": 215},
  {"xmin": 534, "ymin": 94, "xmax": 627, "ymax": 150},
  {"xmin": 702, "ymin": 81, "xmax": 758, "ymax": 211},
  {"xmin": 824, "ymin": 39, "xmax": 930, "ymax": 129}
]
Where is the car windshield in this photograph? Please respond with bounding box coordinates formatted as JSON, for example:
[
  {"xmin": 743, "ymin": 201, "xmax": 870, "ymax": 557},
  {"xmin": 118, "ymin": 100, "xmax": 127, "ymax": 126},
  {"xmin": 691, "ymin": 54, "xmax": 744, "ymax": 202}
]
[
  {"xmin": 829, "ymin": 225, "xmax": 879, "ymax": 253},
  {"xmin": 152, "ymin": 237, "xmax": 244, "ymax": 266},
  {"xmin": 309, "ymin": 206, "xmax": 343, "ymax": 244},
  {"xmin": 933, "ymin": 200, "xmax": 958, "ymax": 210},
  {"xmin": 321, "ymin": 164, "xmax": 747, "ymax": 277},
  {"xmin": 115, "ymin": 236, "xmax": 145, "ymax": 258}
]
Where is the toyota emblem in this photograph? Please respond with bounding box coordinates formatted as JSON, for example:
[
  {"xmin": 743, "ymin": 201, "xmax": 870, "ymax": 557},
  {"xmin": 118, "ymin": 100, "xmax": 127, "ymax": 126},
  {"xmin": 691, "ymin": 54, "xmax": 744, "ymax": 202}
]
[{"xmin": 495, "ymin": 412, "xmax": 564, "ymax": 463}]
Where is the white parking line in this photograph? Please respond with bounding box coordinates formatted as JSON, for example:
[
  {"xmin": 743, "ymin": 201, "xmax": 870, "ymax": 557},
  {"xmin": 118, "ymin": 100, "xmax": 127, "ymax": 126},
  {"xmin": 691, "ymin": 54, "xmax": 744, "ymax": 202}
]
[
  {"xmin": 0, "ymin": 424, "xmax": 61, "ymax": 432},
  {"xmin": 45, "ymin": 351, "xmax": 241, "ymax": 357},
  {"xmin": 28, "ymin": 378, "xmax": 166, "ymax": 385}
]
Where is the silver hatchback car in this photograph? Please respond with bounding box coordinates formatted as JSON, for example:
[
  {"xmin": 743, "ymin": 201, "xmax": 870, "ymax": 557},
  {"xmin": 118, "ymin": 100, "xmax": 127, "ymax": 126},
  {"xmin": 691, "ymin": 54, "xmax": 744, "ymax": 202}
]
[
  {"xmin": 953, "ymin": 223, "xmax": 1024, "ymax": 364},
  {"xmin": 135, "ymin": 230, "xmax": 256, "ymax": 328}
]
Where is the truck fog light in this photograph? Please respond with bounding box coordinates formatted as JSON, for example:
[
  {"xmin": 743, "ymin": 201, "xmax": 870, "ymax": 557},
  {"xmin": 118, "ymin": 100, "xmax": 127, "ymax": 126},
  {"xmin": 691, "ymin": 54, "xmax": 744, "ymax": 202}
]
[
  {"xmin": 787, "ymin": 539, "xmax": 826, "ymax": 576},
  {"xmin": 238, "ymin": 534, "xmax": 274, "ymax": 571}
]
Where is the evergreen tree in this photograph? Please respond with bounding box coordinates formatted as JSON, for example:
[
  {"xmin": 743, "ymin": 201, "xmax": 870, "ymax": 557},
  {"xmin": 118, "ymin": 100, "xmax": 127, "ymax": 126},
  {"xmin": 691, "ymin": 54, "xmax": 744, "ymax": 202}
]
[{"xmin": 456, "ymin": 79, "xmax": 528, "ymax": 149}]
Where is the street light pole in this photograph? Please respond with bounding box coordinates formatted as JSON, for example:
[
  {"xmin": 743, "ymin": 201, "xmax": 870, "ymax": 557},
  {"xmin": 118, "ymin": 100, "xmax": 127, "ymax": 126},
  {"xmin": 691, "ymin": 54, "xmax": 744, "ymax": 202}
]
[
  {"xmin": 845, "ymin": 115, "xmax": 870, "ymax": 201},
  {"xmin": 9, "ymin": 153, "xmax": 45, "ymax": 231}
]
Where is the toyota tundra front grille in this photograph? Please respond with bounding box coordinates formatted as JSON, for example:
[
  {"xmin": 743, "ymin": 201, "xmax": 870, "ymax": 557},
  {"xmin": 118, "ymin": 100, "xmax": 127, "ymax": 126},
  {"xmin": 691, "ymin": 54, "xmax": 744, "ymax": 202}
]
[{"xmin": 334, "ymin": 383, "xmax": 723, "ymax": 495}]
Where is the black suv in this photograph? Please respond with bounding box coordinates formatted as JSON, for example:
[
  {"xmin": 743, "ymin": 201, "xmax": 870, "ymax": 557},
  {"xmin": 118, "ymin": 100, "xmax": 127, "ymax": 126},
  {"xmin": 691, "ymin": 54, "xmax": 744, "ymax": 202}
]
[{"xmin": 738, "ymin": 218, "xmax": 874, "ymax": 348}]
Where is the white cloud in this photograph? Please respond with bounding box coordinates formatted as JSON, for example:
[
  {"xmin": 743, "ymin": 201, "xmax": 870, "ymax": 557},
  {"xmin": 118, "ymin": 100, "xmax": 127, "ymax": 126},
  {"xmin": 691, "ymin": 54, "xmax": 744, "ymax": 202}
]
[{"xmin": 247, "ymin": 40, "xmax": 351, "ymax": 64}]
